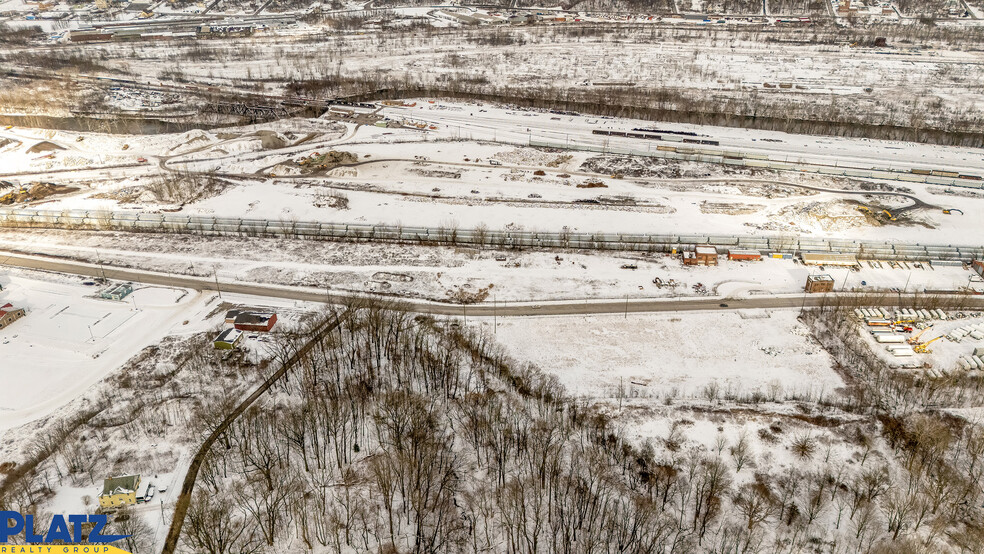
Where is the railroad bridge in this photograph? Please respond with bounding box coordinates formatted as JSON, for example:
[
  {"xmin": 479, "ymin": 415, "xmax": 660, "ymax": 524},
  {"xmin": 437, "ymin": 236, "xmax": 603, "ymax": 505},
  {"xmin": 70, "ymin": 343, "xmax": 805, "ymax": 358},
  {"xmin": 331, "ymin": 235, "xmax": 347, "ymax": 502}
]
[{"xmin": 209, "ymin": 102, "xmax": 290, "ymax": 119}]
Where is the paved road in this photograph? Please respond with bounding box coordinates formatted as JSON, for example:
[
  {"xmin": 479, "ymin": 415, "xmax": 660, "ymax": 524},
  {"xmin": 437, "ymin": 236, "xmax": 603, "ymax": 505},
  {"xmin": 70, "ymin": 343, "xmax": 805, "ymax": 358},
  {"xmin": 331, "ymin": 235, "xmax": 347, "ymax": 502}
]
[
  {"xmin": 160, "ymin": 310, "xmax": 348, "ymax": 554},
  {"xmin": 5, "ymin": 252, "xmax": 984, "ymax": 315}
]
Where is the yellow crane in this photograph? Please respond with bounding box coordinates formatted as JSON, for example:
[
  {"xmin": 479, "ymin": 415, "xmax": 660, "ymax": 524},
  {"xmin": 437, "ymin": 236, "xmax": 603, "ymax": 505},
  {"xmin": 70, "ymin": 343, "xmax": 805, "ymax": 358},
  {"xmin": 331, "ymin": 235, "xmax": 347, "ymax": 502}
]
[
  {"xmin": 907, "ymin": 326, "xmax": 933, "ymax": 344},
  {"xmin": 913, "ymin": 335, "xmax": 943, "ymax": 353}
]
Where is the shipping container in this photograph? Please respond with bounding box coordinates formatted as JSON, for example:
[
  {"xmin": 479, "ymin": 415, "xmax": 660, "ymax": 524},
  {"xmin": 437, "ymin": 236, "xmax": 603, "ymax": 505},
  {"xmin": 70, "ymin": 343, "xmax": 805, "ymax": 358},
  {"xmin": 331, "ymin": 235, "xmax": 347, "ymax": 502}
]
[{"xmin": 876, "ymin": 334, "xmax": 905, "ymax": 343}]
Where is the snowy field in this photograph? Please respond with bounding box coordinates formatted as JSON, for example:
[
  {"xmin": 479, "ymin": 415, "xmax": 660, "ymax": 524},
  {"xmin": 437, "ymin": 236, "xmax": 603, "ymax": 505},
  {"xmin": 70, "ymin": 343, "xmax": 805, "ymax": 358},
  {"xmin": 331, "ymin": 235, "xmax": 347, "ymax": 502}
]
[
  {"xmin": 492, "ymin": 310, "xmax": 844, "ymax": 400},
  {"xmin": 0, "ymin": 273, "xmax": 210, "ymax": 430}
]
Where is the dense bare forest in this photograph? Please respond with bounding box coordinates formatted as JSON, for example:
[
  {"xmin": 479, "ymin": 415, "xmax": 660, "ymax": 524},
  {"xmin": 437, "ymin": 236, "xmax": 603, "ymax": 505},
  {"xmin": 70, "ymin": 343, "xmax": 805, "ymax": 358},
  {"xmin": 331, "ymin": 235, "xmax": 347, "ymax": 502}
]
[{"xmin": 175, "ymin": 302, "xmax": 984, "ymax": 552}]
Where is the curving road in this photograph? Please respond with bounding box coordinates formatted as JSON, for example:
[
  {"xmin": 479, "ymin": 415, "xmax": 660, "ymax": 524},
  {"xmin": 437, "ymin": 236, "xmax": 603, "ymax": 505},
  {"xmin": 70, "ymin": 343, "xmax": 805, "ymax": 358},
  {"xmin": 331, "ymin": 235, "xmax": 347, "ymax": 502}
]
[{"xmin": 4, "ymin": 251, "xmax": 983, "ymax": 315}]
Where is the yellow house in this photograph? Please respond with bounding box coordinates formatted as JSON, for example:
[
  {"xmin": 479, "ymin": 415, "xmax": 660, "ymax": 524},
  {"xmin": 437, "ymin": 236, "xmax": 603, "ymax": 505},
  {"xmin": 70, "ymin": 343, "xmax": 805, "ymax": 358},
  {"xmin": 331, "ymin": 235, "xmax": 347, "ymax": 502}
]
[{"xmin": 98, "ymin": 475, "xmax": 141, "ymax": 509}]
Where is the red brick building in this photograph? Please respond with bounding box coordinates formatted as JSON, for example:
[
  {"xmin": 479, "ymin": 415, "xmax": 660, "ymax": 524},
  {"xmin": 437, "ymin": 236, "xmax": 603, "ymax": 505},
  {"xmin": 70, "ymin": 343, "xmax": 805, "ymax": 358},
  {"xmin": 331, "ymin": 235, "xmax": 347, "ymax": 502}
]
[
  {"xmin": 805, "ymin": 274, "xmax": 835, "ymax": 293},
  {"xmin": 234, "ymin": 312, "xmax": 278, "ymax": 332},
  {"xmin": 683, "ymin": 246, "xmax": 719, "ymax": 266}
]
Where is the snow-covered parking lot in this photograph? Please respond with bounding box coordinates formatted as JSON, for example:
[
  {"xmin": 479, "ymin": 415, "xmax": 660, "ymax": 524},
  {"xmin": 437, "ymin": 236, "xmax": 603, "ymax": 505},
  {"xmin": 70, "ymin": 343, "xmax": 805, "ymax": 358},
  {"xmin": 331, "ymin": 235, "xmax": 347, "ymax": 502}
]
[{"xmin": 0, "ymin": 273, "xmax": 207, "ymax": 430}]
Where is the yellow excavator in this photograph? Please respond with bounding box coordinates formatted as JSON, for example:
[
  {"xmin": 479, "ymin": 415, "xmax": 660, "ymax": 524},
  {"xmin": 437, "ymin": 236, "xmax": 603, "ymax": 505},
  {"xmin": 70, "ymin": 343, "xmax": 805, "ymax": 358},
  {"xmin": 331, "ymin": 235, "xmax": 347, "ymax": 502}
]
[
  {"xmin": 881, "ymin": 209, "xmax": 897, "ymax": 221},
  {"xmin": 913, "ymin": 335, "xmax": 943, "ymax": 354},
  {"xmin": 907, "ymin": 326, "xmax": 933, "ymax": 344}
]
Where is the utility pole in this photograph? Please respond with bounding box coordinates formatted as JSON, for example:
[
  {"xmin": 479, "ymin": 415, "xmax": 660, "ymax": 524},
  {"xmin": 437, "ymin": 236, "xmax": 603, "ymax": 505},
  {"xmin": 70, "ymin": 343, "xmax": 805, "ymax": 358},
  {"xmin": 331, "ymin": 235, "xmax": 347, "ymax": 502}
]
[
  {"xmin": 95, "ymin": 249, "xmax": 107, "ymax": 281},
  {"xmin": 213, "ymin": 268, "xmax": 222, "ymax": 298}
]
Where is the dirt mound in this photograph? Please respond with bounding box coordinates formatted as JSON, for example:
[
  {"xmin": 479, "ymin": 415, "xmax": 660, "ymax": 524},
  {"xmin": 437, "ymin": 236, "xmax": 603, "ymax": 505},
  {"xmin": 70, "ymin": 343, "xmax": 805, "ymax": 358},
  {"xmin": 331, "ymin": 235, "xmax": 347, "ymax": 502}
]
[
  {"xmin": 255, "ymin": 131, "xmax": 287, "ymax": 149},
  {"xmin": 296, "ymin": 150, "xmax": 358, "ymax": 172},
  {"xmin": 0, "ymin": 182, "xmax": 77, "ymax": 204},
  {"xmin": 26, "ymin": 141, "xmax": 65, "ymax": 154}
]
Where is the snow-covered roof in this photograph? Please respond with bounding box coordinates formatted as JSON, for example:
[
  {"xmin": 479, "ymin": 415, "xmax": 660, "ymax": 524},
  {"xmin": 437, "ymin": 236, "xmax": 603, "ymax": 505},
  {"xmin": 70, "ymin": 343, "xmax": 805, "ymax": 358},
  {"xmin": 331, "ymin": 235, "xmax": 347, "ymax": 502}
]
[
  {"xmin": 215, "ymin": 328, "xmax": 243, "ymax": 343},
  {"xmin": 101, "ymin": 475, "xmax": 139, "ymax": 496},
  {"xmin": 234, "ymin": 312, "xmax": 275, "ymax": 325},
  {"xmin": 801, "ymin": 252, "xmax": 858, "ymax": 266}
]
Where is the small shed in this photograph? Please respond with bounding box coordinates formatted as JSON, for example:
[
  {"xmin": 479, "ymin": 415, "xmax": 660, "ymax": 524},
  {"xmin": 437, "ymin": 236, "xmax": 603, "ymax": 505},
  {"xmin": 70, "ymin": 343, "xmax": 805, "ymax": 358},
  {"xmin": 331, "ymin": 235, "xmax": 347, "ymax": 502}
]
[
  {"xmin": 100, "ymin": 283, "xmax": 133, "ymax": 301},
  {"xmin": 224, "ymin": 309, "xmax": 242, "ymax": 324},
  {"xmin": 214, "ymin": 328, "xmax": 243, "ymax": 350},
  {"xmin": 805, "ymin": 274, "xmax": 835, "ymax": 293}
]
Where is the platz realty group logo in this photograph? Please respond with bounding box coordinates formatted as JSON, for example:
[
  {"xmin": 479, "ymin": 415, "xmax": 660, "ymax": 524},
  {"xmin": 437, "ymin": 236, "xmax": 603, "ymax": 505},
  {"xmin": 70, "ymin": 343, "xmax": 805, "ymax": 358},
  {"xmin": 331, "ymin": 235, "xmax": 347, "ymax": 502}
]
[{"xmin": 1, "ymin": 512, "xmax": 130, "ymax": 554}]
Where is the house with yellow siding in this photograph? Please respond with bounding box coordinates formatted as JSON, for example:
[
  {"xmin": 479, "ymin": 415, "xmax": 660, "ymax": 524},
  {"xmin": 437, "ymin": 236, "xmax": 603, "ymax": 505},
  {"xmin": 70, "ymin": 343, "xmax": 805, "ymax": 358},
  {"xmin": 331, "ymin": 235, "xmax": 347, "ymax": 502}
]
[{"xmin": 98, "ymin": 475, "xmax": 141, "ymax": 509}]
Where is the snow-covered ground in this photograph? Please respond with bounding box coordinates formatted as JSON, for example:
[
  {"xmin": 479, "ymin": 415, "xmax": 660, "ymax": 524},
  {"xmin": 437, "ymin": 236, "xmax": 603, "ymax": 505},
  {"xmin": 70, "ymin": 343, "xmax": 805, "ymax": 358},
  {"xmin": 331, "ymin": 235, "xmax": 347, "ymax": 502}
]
[
  {"xmin": 1, "ymin": 230, "xmax": 978, "ymax": 305},
  {"xmin": 0, "ymin": 272, "xmax": 208, "ymax": 430},
  {"xmin": 492, "ymin": 310, "xmax": 844, "ymax": 400},
  {"xmin": 8, "ymin": 108, "xmax": 984, "ymax": 248}
]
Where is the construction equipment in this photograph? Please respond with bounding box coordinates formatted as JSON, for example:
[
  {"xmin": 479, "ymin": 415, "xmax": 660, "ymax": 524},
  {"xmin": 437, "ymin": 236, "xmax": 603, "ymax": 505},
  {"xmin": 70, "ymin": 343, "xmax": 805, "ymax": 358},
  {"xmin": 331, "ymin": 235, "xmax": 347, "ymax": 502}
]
[
  {"xmin": 908, "ymin": 326, "xmax": 934, "ymax": 344},
  {"xmin": 881, "ymin": 209, "xmax": 897, "ymax": 221},
  {"xmin": 913, "ymin": 335, "xmax": 943, "ymax": 353},
  {"xmin": 857, "ymin": 206, "xmax": 872, "ymax": 213}
]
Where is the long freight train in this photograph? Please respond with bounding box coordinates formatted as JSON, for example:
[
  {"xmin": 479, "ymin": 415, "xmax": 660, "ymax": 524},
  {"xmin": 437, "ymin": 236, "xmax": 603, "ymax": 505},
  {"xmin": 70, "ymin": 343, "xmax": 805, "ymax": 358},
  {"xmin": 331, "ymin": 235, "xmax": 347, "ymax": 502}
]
[{"xmin": 590, "ymin": 129, "xmax": 981, "ymax": 181}]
